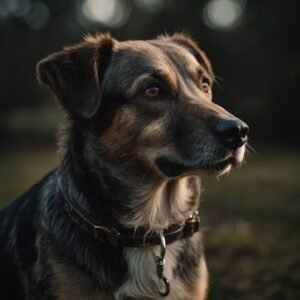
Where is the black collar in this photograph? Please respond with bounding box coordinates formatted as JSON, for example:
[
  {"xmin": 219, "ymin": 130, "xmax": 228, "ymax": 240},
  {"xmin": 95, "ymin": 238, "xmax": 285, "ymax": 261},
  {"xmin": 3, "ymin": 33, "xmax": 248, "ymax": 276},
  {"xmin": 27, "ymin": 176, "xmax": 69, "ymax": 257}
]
[{"xmin": 59, "ymin": 179, "xmax": 201, "ymax": 247}]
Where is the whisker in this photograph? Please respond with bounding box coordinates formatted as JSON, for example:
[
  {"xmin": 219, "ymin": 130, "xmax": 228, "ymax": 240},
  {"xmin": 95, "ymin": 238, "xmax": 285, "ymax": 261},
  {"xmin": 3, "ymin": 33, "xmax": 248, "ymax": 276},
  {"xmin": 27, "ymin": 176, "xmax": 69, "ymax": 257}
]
[{"xmin": 246, "ymin": 143, "xmax": 257, "ymax": 154}]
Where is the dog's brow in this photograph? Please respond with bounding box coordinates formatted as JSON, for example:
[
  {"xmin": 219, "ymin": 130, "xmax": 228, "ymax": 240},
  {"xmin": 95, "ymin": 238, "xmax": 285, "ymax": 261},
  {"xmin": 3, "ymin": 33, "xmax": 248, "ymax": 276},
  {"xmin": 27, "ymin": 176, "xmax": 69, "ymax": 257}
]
[
  {"xmin": 128, "ymin": 69, "xmax": 176, "ymax": 96},
  {"xmin": 151, "ymin": 69, "xmax": 175, "ymax": 85},
  {"xmin": 194, "ymin": 66, "xmax": 212, "ymax": 82}
]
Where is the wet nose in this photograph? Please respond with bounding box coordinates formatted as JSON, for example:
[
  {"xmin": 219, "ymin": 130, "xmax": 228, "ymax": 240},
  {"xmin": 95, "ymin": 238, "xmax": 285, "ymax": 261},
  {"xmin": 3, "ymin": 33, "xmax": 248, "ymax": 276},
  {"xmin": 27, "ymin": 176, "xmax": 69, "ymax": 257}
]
[{"xmin": 211, "ymin": 118, "xmax": 249, "ymax": 149}]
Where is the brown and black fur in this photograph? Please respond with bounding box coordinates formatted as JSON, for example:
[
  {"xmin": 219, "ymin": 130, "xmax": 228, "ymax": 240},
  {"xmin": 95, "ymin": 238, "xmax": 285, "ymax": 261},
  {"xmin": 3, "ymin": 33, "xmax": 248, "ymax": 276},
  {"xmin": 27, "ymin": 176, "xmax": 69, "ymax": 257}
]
[{"xmin": 0, "ymin": 33, "xmax": 248, "ymax": 299}]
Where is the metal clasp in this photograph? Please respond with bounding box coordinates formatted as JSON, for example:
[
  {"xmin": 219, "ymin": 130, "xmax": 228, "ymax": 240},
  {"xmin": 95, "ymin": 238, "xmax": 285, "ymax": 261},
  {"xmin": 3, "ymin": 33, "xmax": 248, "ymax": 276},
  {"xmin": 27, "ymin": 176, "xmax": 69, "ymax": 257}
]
[
  {"xmin": 155, "ymin": 232, "xmax": 170, "ymax": 297},
  {"xmin": 184, "ymin": 210, "xmax": 200, "ymax": 237}
]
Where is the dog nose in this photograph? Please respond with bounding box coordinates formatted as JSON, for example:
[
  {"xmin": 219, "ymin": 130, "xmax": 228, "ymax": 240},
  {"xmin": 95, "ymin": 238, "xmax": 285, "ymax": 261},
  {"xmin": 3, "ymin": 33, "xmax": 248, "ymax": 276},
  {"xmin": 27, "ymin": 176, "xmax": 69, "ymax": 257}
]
[{"xmin": 211, "ymin": 118, "xmax": 249, "ymax": 149}]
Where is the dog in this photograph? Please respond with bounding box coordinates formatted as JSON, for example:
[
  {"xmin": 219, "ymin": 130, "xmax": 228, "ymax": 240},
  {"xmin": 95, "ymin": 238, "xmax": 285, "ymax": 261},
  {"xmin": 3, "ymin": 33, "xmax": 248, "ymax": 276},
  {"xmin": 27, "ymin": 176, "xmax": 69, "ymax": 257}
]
[{"xmin": 0, "ymin": 33, "xmax": 248, "ymax": 300}]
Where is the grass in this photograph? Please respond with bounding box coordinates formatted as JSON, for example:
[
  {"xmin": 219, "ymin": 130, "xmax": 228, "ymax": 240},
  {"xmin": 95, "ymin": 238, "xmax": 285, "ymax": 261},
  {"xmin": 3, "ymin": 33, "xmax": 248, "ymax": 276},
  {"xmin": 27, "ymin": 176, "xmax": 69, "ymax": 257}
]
[
  {"xmin": 0, "ymin": 146, "xmax": 58, "ymax": 206},
  {"xmin": 202, "ymin": 149, "xmax": 300, "ymax": 300},
  {"xmin": 0, "ymin": 146, "xmax": 299, "ymax": 299}
]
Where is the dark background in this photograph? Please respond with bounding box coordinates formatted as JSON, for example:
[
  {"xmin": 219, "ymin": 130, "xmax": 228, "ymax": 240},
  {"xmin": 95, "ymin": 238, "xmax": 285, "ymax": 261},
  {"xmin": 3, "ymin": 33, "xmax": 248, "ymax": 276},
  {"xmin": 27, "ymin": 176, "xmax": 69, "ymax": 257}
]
[{"xmin": 0, "ymin": 0, "xmax": 299, "ymax": 299}]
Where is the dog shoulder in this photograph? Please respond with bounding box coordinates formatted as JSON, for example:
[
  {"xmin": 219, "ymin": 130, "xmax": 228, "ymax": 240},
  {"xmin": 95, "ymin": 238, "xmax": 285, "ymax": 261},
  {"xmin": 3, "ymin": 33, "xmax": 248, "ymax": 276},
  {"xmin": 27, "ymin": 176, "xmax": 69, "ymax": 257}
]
[{"xmin": 0, "ymin": 170, "xmax": 58, "ymax": 298}]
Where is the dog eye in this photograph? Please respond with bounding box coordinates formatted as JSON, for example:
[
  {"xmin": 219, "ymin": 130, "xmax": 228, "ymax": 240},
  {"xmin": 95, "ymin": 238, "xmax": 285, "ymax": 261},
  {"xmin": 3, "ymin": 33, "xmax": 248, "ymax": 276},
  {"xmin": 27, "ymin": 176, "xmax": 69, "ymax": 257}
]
[
  {"xmin": 145, "ymin": 84, "xmax": 160, "ymax": 98},
  {"xmin": 200, "ymin": 78, "xmax": 211, "ymax": 93}
]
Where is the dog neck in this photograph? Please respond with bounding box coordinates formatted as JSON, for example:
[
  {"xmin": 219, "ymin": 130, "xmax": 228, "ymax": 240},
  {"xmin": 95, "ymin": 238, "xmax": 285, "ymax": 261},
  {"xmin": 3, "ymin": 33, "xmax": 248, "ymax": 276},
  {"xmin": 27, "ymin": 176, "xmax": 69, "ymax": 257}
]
[
  {"xmin": 116, "ymin": 175, "xmax": 202, "ymax": 232},
  {"xmin": 58, "ymin": 121, "xmax": 202, "ymax": 233}
]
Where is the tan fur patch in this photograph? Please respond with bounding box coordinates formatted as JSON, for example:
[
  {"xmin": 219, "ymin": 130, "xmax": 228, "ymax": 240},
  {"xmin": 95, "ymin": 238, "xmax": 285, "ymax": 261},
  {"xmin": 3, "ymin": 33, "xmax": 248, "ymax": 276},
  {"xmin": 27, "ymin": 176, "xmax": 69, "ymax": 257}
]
[
  {"xmin": 190, "ymin": 258, "xmax": 209, "ymax": 300},
  {"xmin": 139, "ymin": 118, "xmax": 165, "ymax": 144},
  {"xmin": 98, "ymin": 107, "xmax": 137, "ymax": 159}
]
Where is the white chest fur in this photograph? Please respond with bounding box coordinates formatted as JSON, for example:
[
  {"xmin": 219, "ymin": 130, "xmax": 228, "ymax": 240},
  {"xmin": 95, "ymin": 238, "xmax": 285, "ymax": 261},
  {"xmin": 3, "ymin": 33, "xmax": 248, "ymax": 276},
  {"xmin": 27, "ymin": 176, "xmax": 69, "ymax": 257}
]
[
  {"xmin": 114, "ymin": 239, "xmax": 191, "ymax": 300},
  {"xmin": 114, "ymin": 175, "xmax": 205, "ymax": 300}
]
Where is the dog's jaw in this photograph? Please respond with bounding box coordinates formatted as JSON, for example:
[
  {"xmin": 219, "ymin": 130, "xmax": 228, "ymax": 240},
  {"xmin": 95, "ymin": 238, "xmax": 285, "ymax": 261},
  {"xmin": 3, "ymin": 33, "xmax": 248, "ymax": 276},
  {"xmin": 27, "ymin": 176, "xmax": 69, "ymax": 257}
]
[{"xmin": 149, "ymin": 142, "xmax": 247, "ymax": 179}]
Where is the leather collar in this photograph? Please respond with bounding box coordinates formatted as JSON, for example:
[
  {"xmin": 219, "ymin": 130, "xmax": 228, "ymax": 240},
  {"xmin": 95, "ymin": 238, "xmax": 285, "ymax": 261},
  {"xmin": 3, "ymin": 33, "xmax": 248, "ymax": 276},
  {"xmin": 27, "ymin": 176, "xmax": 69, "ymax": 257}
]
[{"xmin": 60, "ymin": 179, "xmax": 201, "ymax": 247}]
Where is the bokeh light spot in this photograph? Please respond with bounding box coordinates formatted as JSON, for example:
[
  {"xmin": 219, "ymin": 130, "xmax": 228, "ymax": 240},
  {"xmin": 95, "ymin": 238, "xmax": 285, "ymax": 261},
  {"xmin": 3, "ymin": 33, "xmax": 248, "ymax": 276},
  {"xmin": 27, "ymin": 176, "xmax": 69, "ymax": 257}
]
[
  {"xmin": 134, "ymin": 0, "xmax": 165, "ymax": 13},
  {"xmin": 0, "ymin": 0, "xmax": 31, "ymax": 19},
  {"xmin": 203, "ymin": 0, "xmax": 246, "ymax": 30},
  {"xmin": 25, "ymin": 2, "xmax": 50, "ymax": 30},
  {"xmin": 82, "ymin": 0, "xmax": 130, "ymax": 28}
]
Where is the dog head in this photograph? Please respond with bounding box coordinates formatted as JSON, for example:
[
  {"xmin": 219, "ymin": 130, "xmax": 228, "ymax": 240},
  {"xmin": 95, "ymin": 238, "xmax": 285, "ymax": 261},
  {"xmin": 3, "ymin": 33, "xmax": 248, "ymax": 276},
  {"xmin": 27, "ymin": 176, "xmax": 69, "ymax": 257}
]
[{"xmin": 38, "ymin": 33, "xmax": 248, "ymax": 179}]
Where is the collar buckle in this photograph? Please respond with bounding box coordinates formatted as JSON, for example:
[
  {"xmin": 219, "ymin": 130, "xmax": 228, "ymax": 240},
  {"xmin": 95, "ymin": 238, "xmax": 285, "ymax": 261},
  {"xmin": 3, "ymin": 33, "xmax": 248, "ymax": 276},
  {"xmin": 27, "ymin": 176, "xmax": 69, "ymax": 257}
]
[{"xmin": 184, "ymin": 210, "xmax": 200, "ymax": 238}]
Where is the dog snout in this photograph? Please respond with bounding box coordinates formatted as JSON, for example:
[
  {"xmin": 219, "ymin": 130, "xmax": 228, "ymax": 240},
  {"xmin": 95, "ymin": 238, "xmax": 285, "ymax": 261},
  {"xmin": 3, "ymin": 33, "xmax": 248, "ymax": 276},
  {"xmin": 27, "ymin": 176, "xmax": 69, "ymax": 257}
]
[{"xmin": 210, "ymin": 118, "xmax": 249, "ymax": 149}]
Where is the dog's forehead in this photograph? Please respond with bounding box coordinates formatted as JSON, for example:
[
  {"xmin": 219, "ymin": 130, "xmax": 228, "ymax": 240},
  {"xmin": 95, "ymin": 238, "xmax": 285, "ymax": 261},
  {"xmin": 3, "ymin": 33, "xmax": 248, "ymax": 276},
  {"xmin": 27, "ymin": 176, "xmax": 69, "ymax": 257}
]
[
  {"xmin": 103, "ymin": 39, "xmax": 201, "ymax": 92},
  {"xmin": 149, "ymin": 39, "xmax": 200, "ymax": 70},
  {"xmin": 117, "ymin": 40, "xmax": 200, "ymax": 72}
]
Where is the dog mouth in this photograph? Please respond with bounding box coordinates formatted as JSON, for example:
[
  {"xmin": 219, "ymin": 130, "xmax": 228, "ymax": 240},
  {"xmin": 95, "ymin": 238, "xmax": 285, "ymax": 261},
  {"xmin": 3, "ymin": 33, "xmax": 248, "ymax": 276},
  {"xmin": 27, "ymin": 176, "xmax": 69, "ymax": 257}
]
[{"xmin": 155, "ymin": 156, "xmax": 237, "ymax": 178}]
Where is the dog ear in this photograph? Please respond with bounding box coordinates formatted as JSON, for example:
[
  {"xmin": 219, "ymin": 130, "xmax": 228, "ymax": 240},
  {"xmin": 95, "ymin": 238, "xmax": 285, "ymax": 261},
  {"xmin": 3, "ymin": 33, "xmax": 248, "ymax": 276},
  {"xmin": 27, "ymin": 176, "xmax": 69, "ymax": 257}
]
[
  {"xmin": 37, "ymin": 34, "xmax": 114, "ymax": 118},
  {"xmin": 159, "ymin": 33, "xmax": 214, "ymax": 80}
]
